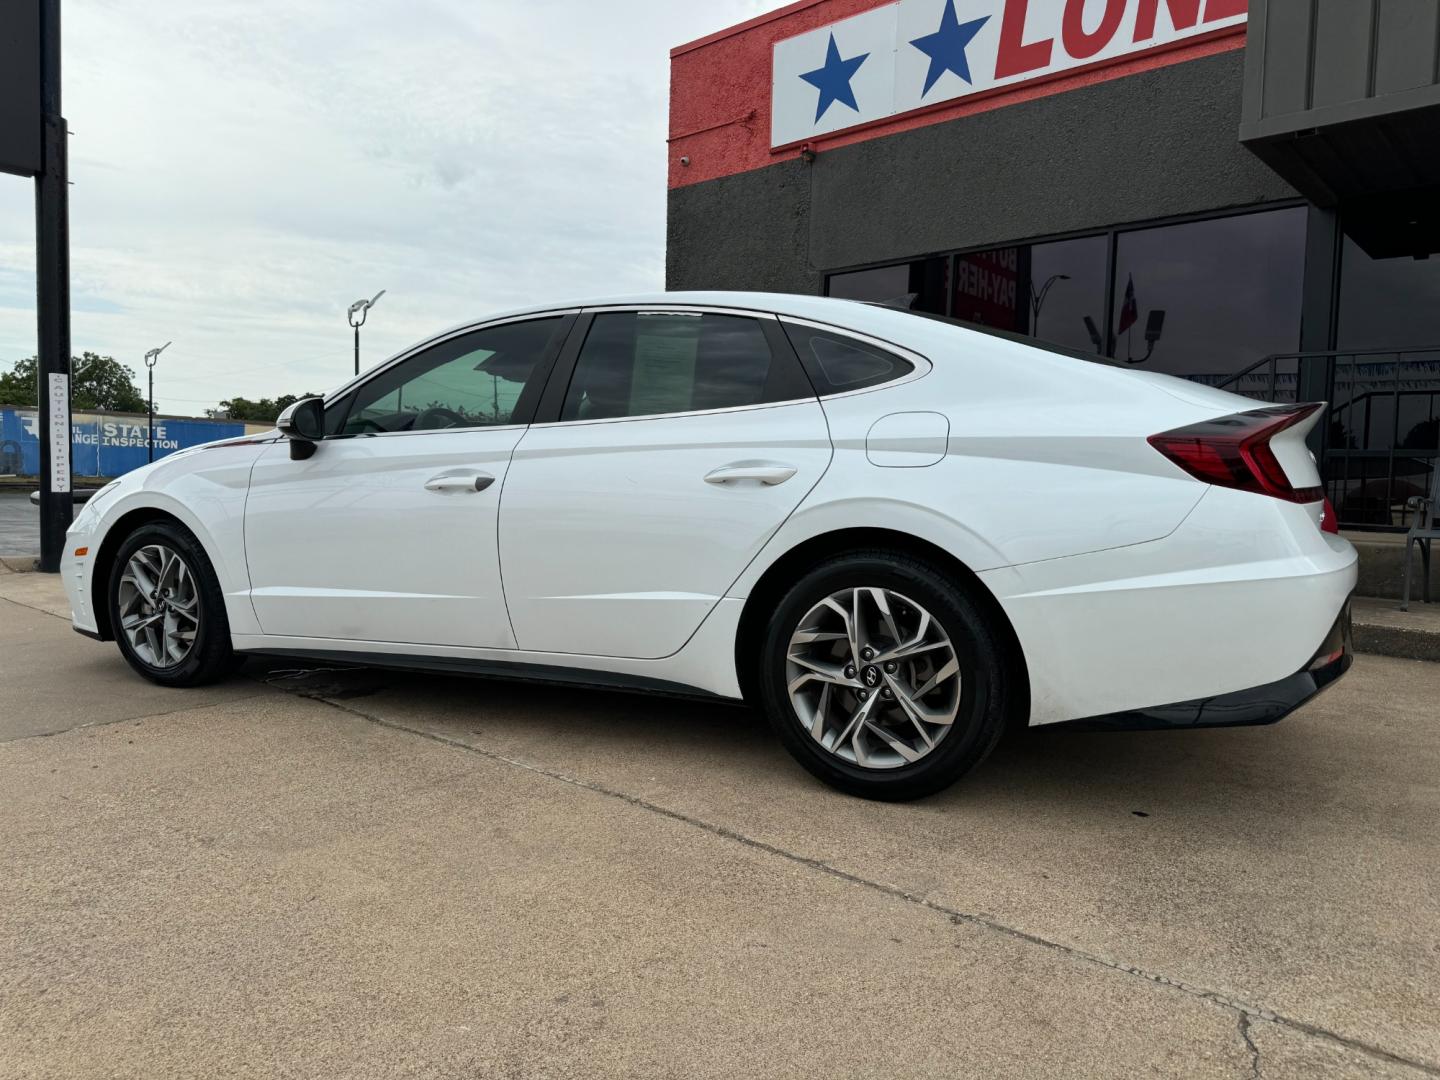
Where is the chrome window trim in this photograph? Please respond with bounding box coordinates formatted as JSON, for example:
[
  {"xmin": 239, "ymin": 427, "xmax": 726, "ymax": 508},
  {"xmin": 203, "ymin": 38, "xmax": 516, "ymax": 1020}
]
[
  {"xmin": 530, "ymin": 397, "xmax": 820, "ymax": 430},
  {"xmin": 324, "ymin": 423, "xmax": 530, "ymax": 442}
]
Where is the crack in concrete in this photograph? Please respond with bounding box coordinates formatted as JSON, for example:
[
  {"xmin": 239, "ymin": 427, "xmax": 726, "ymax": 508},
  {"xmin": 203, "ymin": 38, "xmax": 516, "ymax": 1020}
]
[
  {"xmin": 0, "ymin": 592, "xmax": 71, "ymax": 623},
  {"xmin": 0, "ymin": 693, "xmax": 275, "ymax": 746},
  {"xmin": 1239, "ymin": 1013, "xmax": 1262, "ymax": 1079},
  {"xmin": 299, "ymin": 689, "xmax": 1440, "ymax": 1079}
]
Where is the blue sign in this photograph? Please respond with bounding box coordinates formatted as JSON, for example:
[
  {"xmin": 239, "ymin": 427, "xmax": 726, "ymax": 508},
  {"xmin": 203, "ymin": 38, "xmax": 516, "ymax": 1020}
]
[{"xmin": 0, "ymin": 408, "xmax": 246, "ymax": 479}]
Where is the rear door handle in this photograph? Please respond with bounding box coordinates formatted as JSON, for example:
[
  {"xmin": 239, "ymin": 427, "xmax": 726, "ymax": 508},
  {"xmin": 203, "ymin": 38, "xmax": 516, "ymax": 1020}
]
[
  {"xmin": 424, "ymin": 471, "xmax": 495, "ymax": 493},
  {"xmin": 703, "ymin": 462, "xmax": 797, "ymax": 486}
]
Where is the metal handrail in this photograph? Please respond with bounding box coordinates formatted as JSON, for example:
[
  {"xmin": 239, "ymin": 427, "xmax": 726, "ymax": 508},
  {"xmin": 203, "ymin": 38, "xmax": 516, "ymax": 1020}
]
[
  {"xmin": 1202, "ymin": 348, "xmax": 1440, "ymax": 532},
  {"xmin": 1212, "ymin": 346, "xmax": 1440, "ymax": 393}
]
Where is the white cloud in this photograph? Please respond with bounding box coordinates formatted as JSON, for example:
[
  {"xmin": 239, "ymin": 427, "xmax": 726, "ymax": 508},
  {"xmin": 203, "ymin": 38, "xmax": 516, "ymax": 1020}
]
[{"xmin": 0, "ymin": 0, "xmax": 787, "ymax": 412}]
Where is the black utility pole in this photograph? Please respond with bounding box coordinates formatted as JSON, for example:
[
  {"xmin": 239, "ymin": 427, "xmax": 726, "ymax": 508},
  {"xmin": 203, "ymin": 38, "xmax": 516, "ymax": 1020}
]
[{"xmin": 35, "ymin": 0, "xmax": 71, "ymax": 572}]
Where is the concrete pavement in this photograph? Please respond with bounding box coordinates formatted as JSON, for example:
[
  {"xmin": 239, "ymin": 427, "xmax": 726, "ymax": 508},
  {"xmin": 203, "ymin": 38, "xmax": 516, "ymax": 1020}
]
[
  {"xmin": 1, "ymin": 565, "xmax": 1437, "ymax": 1078},
  {"xmin": 0, "ymin": 493, "xmax": 38, "ymax": 558}
]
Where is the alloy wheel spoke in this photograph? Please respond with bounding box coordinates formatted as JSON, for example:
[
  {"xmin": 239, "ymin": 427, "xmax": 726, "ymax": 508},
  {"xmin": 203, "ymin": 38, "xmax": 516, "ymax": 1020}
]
[
  {"xmin": 863, "ymin": 719, "xmax": 923, "ymax": 763},
  {"xmin": 811, "ymin": 682, "xmax": 831, "ymax": 741},
  {"xmin": 832, "ymin": 691, "xmax": 879, "ymax": 759},
  {"xmin": 885, "ymin": 671, "xmax": 958, "ymax": 728},
  {"xmin": 868, "ymin": 587, "xmax": 901, "ymax": 647}
]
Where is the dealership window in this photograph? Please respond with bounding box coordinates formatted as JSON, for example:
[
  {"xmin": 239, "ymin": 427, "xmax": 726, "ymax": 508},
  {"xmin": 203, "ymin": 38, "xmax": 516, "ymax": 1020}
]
[
  {"xmin": 1330, "ymin": 237, "xmax": 1440, "ymax": 518},
  {"xmin": 827, "ymin": 257, "xmax": 948, "ymax": 315},
  {"xmin": 1337, "ymin": 237, "xmax": 1440, "ymax": 351},
  {"xmin": 1109, "ymin": 208, "xmax": 1307, "ymax": 382},
  {"xmin": 951, "ymin": 236, "xmax": 1108, "ymax": 355}
]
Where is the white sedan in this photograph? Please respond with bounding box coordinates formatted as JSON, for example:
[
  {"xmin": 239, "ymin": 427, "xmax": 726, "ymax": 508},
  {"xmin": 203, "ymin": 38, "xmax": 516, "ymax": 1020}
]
[{"xmin": 62, "ymin": 293, "xmax": 1356, "ymax": 799}]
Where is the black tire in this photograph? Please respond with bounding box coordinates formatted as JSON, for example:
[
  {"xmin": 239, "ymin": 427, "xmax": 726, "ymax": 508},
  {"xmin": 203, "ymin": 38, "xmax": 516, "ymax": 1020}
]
[
  {"xmin": 756, "ymin": 550, "xmax": 1014, "ymax": 801},
  {"xmin": 107, "ymin": 520, "xmax": 236, "ymax": 687}
]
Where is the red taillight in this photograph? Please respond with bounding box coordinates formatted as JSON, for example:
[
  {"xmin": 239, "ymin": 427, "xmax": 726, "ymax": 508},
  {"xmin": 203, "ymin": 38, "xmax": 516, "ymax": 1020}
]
[
  {"xmin": 1320, "ymin": 496, "xmax": 1340, "ymax": 534},
  {"xmin": 1147, "ymin": 404, "xmax": 1324, "ymax": 504}
]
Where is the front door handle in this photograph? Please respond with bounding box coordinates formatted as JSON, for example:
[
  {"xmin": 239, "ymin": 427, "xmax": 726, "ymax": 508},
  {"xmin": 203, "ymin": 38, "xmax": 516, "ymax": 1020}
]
[
  {"xmin": 424, "ymin": 471, "xmax": 495, "ymax": 494},
  {"xmin": 703, "ymin": 461, "xmax": 797, "ymax": 486}
]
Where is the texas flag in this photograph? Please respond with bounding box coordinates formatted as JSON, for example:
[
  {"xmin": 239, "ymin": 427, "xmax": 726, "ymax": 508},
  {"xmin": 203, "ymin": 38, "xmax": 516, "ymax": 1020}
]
[
  {"xmin": 1118, "ymin": 274, "xmax": 1139, "ymax": 334},
  {"xmin": 771, "ymin": 0, "xmax": 1248, "ymax": 148}
]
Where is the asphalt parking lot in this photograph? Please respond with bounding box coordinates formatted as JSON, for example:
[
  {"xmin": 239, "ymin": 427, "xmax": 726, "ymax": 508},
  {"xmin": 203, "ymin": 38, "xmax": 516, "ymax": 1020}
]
[{"xmin": 1, "ymin": 564, "xmax": 1437, "ymax": 1079}]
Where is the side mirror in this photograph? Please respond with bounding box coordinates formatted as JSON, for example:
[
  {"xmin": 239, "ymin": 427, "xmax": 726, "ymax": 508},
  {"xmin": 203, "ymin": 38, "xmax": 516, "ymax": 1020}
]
[{"xmin": 276, "ymin": 397, "xmax": 325, "ymax": 460}]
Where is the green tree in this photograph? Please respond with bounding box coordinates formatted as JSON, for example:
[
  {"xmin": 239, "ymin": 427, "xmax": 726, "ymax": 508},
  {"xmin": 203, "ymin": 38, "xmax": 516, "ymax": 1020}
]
[
  {"xmin": 0, "ymin": 353, "xmax": 147, "ymax": 412},
  {"xmin": 208, "ymin": 393, "xmax": 317, "ymax": 424}
]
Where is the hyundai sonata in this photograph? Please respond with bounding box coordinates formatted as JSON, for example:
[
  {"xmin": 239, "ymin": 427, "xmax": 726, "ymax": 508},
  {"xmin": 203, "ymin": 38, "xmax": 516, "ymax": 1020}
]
[{"xmin": 63, "ymin": 293, "xmax": 1356, "ymax": 799}]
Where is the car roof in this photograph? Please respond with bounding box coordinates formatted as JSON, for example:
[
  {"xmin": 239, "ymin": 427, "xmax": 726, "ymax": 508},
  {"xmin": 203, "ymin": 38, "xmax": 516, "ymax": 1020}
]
[{"xmin": 454, "ymin": 291, "xmax": 878, "ymax": 329}]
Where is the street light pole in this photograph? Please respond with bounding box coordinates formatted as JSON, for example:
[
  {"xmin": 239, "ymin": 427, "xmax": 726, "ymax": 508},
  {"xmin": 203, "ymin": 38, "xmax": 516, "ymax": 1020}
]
[
  {"xmin": 347, "ymin": 289, "xmax": 386, "ymax": 376},
  {"xmin": 1029, "ymin": 273, "xmax": 1070, "ymax": 338},
  {"xmin": 144, "ymin": 341, "xmax": 171, "ymax": 463}
]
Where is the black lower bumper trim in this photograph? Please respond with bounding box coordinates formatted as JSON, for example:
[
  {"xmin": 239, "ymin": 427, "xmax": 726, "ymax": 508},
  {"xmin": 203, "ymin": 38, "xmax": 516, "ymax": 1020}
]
[
  {"xmin": 1058, "ymin": 600, "xmax": 1353, "ymax": 732},
  {"xmin": 72, "ymin": 625, "xmax": 105, "ymax": 642}
]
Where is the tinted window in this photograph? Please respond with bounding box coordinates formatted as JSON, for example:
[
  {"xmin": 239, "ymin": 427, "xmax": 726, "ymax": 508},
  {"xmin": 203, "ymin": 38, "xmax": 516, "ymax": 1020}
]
[
  {"xmin": 561, "ymin": 312, "xmax": 789, "ymax": 421},
  {"xmin": 1337, "ymin": 234, "xmax": 1440, "ymax": 350},
  {"xmin": 781, "ymin": 322, "xmax": 913, "ymax": 394},
  {"xmin": 342, "ymin": 317, "xmax": 565, "ymax": 434},
  {"xmin": 953, "ymin": 236, "xmax": 1109, "ymax": 356},
  {"xmin": 828, "ymin": 257, "xmax": 949, "ymax": 315},
  {"xmin": 1110, "ymin": 208, "xmax": 1306, "ymax": 382}
]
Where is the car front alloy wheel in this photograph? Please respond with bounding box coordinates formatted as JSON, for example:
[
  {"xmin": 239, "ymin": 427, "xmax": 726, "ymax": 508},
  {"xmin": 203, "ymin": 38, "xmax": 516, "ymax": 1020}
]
[
  {"xmin": 117, "ymin": 544, "xmax": 200, "ymax": 668},
  {"xmin": 108, "ymin": 520, "xmax": 235, "ymax": 687}
]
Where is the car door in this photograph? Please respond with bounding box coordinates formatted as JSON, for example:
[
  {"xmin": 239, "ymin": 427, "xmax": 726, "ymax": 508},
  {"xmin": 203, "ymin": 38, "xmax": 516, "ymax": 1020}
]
[
  {"xmin": 243, "ymin": 313, "xmax": 574, "ymax": 648},
  {"xmin": 499, "ymin": 306, "xmax": 832, "ymax": 659}
]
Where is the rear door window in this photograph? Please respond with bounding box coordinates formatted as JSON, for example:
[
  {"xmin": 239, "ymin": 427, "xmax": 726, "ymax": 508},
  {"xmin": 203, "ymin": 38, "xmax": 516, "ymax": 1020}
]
[{"xmin": 560, "ymin": 311, "xmax": 810, "ymax": 421}]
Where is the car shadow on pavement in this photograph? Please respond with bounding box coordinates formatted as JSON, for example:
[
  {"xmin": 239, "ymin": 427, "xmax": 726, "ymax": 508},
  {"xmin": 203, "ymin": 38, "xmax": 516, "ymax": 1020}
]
[{"xmin": 242, "ymin": 655, "xmax": 1322, "ymax": 826}]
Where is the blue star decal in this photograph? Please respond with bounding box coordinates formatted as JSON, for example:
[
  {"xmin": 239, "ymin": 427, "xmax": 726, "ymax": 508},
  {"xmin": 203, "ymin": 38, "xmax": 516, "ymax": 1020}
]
[
  {"xmin": 799, "ymin": 33, "xmax": 869, "ymax": 123},
  {"xmin": 909, "ymin": 0, "xmax": 989, "ymax": 97}
]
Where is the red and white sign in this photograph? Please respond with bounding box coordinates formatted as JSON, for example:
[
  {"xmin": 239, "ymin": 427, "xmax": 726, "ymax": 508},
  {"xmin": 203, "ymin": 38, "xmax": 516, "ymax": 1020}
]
[{"xmin": 771, "ymin": 0, "xmax": 1247, "ymax": 147}]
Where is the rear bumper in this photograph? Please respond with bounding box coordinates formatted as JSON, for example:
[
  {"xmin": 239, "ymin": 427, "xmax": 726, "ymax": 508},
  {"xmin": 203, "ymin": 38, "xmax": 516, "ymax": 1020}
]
[
  {"xmin": 981, "ymin": 487, "xmax": 1359, "ymax": 726},
  {"xmin": 1058, "ymin": 600, "xmax": 1353, "ymax": 731}
]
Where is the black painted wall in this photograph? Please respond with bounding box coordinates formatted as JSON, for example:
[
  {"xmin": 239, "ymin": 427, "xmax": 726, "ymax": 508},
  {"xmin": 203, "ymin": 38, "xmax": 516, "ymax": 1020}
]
[{"xmin": 667, "ymin": 50, "xmax": 1297, "ymax": 295}]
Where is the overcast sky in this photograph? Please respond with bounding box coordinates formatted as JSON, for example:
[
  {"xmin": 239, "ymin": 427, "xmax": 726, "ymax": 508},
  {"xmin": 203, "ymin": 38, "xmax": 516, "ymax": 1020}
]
[{"xmin": 0, "ymin": 0, "xmax": 787, "ymax": 414}]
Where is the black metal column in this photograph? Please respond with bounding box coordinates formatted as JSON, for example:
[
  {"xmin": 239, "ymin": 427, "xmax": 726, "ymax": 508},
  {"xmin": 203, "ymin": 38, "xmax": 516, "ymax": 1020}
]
[
  {"xmin": 1298, "ymin": 205, "xmax": 1341, "ymax": 460},
  {"xmin": 34, "ymin": 0, "xmax": 71, "ymax": 572}
]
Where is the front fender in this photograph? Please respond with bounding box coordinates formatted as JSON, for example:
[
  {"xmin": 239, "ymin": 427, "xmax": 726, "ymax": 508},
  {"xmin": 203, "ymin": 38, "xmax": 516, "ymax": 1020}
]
[{"xmin": 79, "ymin": 443, "xmax": 266, "ymax": 637}]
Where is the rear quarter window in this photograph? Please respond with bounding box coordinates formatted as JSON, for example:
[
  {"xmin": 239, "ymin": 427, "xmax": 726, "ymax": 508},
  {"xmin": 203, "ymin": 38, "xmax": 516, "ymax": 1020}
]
[{"xmin": 780, "ymin": 322, "xmax": 915, "ymax": 395}]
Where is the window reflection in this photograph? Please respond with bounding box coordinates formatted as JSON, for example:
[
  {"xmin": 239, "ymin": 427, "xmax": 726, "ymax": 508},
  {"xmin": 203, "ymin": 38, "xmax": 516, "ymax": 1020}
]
[
  {"xmin": 952, "ymin": 237, "xmax": 1109, "ymax": 355},
  {"xmin": 1337, "ymin": 236, "xmax": 1440, "ymax": 350},
  {"xmin": 827, "ymin": 257, "xmax": 948, "ymax": 315},
  {"xmin": 1110, "ymin": 208, "xmax": 1306, "ymax": 382}
]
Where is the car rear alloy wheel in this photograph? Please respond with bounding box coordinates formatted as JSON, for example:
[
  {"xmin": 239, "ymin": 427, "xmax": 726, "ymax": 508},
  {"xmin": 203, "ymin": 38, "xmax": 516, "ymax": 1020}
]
[
  {"xmin": 758, "ymin": 551, "xmax": 1014, "ymax": 800},
  {"xmin": 118, "ymin": 544, "xmax": 199, "ymax": 668},
  {"xmin": 786, "ymin": 587, "xmax": 960, "ymax": 769}
]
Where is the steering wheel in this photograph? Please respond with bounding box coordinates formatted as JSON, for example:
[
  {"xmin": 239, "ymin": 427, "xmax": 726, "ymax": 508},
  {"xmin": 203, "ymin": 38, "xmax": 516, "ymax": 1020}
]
[{"xmin": 414, "ymin": 406, "xmax": 467, "ymax": 430}]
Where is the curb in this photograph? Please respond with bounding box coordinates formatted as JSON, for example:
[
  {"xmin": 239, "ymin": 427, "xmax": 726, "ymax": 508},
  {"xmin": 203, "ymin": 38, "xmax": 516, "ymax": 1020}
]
[{"xmin": 1353, "ymin": 622, "xmax": 1440, "ymax": 664}]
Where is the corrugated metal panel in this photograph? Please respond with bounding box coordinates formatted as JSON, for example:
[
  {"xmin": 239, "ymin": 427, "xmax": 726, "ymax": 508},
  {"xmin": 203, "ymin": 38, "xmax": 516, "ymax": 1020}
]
[
  {"xmin": 1374, "ymin": 0, "xmax": 1440, "ymax": 96},
  {"xmin": 1245, "ymin": 0, "xmax": 1440, "ymax": 126},
  {"xmin": 1311, "ymin": 0, "xmax": 1375, "ymax": 110},
  {"xmin": 1241, "ymin": 0, "xmax": 1440, "ymax": 246}
]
